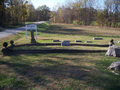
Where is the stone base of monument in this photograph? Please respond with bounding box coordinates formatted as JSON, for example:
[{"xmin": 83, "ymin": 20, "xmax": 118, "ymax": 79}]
[{"xmin": 31, "ymin": 39, "xmax": 36, "ymax": 44}]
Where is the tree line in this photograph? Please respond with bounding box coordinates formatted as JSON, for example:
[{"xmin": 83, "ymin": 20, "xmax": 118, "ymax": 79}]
[
  {"xmin": 0, "ymin": 0, "xmax": 50, "ymax": 27},
  {"xmin": 0, "ymin": 0, "xmax": 120, "ymax": 28},
  {"xmin": 50, "ymin": 0, "xmax": 120, "ymax": 28}
]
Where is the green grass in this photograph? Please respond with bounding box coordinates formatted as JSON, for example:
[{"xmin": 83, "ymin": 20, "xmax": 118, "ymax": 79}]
[
  {"xmin": 0, "ymin": 53, "xmax": 120, "ymax": 90},
  {"xmin": 5, "ymin": 22, "xmax": 35, "ymax": 29},
  {"xmin": 25, "ymin": 22, "xmax": 35, "ymax": 25},
  {"xmin": 0, "ymin": 22, "xmax": 120, "ymax": 90},
  {"xmin": 14, "ymin": 46, "xmax": 108, "ymax": 50}
]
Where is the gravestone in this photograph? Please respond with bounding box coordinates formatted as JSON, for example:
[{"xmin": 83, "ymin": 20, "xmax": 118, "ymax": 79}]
[
  {"xmin": 26, "ymin": 25, "xmax": 37, "ymax": 44},
  {"xmin": 93, "ymin": 38, "xmax": 103, "ymax": 40},
  {"xmin": 85, "ymin": 41, "xmax": 92, "ymax": 43},
  {"xmin": 31, "ymin": 30, "xmax": 36, "ymax": 44},
  {"xmin": 63, "ymin": 40, "xmax": 70, "ymax": 42},
  {"xmin": 61, "ymin": 41, "xmax": 70, "ymax": 46},
  {"xmin": 117, "ymin": 40, "xmax": 120, "ymax": 43},
  {"xmin": 9, "ymin": 40, "xmax": 15, "ymax": 50},
  {"xmin": 53, "ymin": 40, "xmax": 60, "ymax": 42},
  {"xmin": 108, "ymin": 61, "xmax": 120, "ymax": 71},
  {"xmin": 75, "ymin": 40, "xmax": 82, "ymax": 42},
  {"xmin": 2, "ymin": 42, "xmax": 10, "ymax": 55},
  {"xmin": 105, "ymin": 45, "xmax": 120, "ymax": 57}
]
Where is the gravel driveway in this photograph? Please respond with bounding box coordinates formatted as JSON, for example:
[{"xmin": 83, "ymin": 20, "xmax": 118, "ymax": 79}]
[{"xmin": 0, "ymin": 21, "xmax": 45, "ymax": 39}]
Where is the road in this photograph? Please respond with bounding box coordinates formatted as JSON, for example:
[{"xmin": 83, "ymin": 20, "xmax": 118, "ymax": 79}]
[{"xmin": 0, "ymin": 21, "xmax": 45, "ymax": 39}]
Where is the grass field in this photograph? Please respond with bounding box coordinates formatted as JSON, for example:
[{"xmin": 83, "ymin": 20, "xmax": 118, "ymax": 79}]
[
  {"xmin": 2, "ymin": 22, "xmax": 35, "ymax": 29},
  {"xmin": 0, "ymin": 22, "xmax": 120, "ymax": 90}
]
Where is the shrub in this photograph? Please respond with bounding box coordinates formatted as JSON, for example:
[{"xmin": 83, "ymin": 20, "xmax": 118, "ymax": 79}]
[
  {"xmin": 73, "ymin": 20, "xmax": 78, "ymax": 25},
  {"xmin": 90, "ymin": 21, "xmax": 96, "ymax": 26},
  {"xmin": 117, "ymin": 24, "xmax": 120, "ymax": 28}
]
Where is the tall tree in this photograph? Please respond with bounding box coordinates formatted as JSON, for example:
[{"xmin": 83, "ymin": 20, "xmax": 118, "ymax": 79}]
[
  {"xmin": 26, "ymin": 4, "xmax": 35, "ymax": 21},
  {"xmin": 36, "ymin": 5, "xmax": 50, "ymax": 21},
  {"xmin": 0, "ymin": 0, "xmax": 8, "ymax": 27}
]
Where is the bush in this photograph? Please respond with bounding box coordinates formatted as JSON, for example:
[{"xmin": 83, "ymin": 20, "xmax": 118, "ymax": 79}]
[
  {"xmin": 90, "ymin": 21, "xmax": 96, "ymax": 26},
  {"xmin": 94, "ymin": 21, "xmax": 99, "ymax": 26},
  {"xmin": 117, "ymin": 24, "xmax": 120, "ymax": 28},
  {"xmin": 73, "ymin": 20, "xmax": 78, "ymax": 25},
  {"xmin": 78, "ymin": 21, "xmax": 84, "ymax": 25}
]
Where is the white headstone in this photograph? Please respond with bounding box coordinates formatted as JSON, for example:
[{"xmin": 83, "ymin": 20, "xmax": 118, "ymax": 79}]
[
  {"xmin": 31, "ymin": 25, "xmax": 37, "ymax": 30},
  {"xmin": 26, "ymin": 25, "xmax": 31, "ymax": 30},
  {"xmin": 26, "ymin": 25, "xmax": 37, "ymax": 39}
]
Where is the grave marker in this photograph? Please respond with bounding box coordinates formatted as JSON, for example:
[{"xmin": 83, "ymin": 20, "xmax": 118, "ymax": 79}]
[
  {"xmin": 26, "ymin": 25, "xmax": 37, "ymax": 44},
  {"xmin": 63, "ymin": 40, "xmax": 70, "ymax": 42},
  {"xmin": 75, "ymin": 40, "xmax": 82, "ymax": 42},
  {"xmin": 53, "ymin": 40, "xmax": 60, "ymax": 42},
  {"xmin": 85, "ymin": 41, "xmax": 92, "ymax": 43},
  {"xmin": 26, "ymin": 25, "xmax": 37, "ymax": 39},
  {"xmin": 93, "ymin": 38, "xmax": 103, "ymax": 40},
  {"xmin": 61, "ymin": 41, "xmax": 70, "ymax": 46}
]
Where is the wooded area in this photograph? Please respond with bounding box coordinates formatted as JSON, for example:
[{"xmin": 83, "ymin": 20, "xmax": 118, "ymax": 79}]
[
  {"xmin": 0, "ymin": 0, "xmax": 120, "ymax": 28},
  {"xmin": 50, "ymin": 0, "xmax": 120, "ymax": 28},
  {"xmin": 0, "ymin": 0, "xmax": 50, "ymax": 27}
]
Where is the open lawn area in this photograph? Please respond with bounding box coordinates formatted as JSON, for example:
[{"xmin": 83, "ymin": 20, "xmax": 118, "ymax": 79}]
[{"xmin": 0, "ymin": 22, "xmax": 120, "ymax": 90}]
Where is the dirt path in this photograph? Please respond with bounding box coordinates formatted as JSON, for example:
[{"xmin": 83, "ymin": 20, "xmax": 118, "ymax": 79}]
[{"xmin": 0, "ymin": 21, "xmax": 45, "ymax": 39}]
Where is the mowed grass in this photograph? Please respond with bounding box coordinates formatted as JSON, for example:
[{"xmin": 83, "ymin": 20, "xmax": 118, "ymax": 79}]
[
  {"xmin": 5, "ymin": 22, "xmax": 35, "ymax": 29},
  {"xmin": 0, "ymin": 22, "xmax": 120, "ymax": 90}
]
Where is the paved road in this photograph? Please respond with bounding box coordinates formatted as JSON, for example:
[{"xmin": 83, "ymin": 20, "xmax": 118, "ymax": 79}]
[{"xmin": 0, "ymin": 21, "xmax": 45, "ymax": 39}]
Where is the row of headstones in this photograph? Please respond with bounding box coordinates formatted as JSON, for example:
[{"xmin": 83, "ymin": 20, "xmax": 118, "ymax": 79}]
[{"xmin": 53, "ymin": 38, "xmax": 103, "ymax": 46}]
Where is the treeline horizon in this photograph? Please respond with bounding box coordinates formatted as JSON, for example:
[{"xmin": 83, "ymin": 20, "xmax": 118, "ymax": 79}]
[
  {"xmin": 50, "ymin": 0, "xmax": 120, "ymax": 28},
  {"xmin": 0, "ymin": 0, "xmax": 120, "ymax": 28},
  {"xmin": 0, "ymin": 0, "xmax": 50, "ymax": 27}
]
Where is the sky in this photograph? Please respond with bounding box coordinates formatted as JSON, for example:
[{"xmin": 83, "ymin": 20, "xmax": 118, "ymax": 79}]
[
  {"xmin": 30, "ymin": 0, "xmax": 105, "ymax": 10},
  {"xmin": 30, "ymin": 0, "xmax": 67, "ymax": 10}
]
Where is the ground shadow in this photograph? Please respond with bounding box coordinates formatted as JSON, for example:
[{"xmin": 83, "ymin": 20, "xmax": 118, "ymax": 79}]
[
  {"xmin": 0, "ymin": 53, "xmax": 119, "ymax": 89},
  {"xmin": 0, "ymin": 58, "xmax": 89, "ymax": 89},
  {"xmin": 39, "ymin": 24, "xmax": 120, "ymax": 38}
]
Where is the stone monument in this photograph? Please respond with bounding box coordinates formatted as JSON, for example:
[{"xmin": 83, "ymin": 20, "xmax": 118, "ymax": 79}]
[
  {"xmin": 2, "ymin": 42, "xmax": 10, "ymax": 55},
  {"xmin": 108, "ymin": 61, "xmax": 120, "ymax": 71},
  {"xmin": 9, "ymin": 40, "xmax": 15, "ymax": 50},
  {"xmin": 31, "ymin": 30, "xmax": 36, "ymax": 44},
  {"xmin": 26, "ymin": 24, "xmax": 37, "ymax": 44}
]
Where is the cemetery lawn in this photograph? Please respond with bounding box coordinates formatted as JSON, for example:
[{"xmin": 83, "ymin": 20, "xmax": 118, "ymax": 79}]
[
  {"xmin": 5, "ymin": 22, "xmax": 35, "ymax": 29},
  {"xmin": 0, "ymin": 22, "xmax": 120, "ymax": 90}
]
